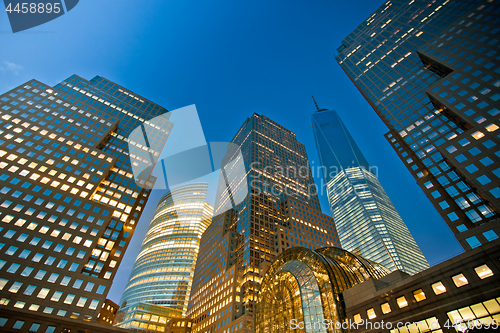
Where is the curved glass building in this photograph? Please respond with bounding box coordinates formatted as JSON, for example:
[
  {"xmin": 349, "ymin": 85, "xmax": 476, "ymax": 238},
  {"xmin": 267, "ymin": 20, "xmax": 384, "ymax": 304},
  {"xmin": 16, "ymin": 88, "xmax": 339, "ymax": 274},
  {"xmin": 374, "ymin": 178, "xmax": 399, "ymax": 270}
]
[
  {"xmin": 256, "ymin": 247, "xmax": 390, "ymax": 333},
  {"xmin": 115, "ymin": 183, "xmax": 213, "ymax": 332}
]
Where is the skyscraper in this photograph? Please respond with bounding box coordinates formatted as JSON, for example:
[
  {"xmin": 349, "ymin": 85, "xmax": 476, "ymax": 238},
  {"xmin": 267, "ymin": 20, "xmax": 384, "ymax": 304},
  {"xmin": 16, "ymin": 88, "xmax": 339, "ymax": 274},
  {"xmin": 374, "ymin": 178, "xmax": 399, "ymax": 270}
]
[
  {"xmin": 186, "ymin": 114, "xmax": 341, "ymax": 333},
  {"xmin": 0, "ymin": 76, "xmax": 172, "ymax": 330},
  {"xmin": 335, "ymin": 0, "xmax": 500, "ymax": 251},
  {"xmin": 115, "ymin": 183, "xmax": 213, "ymax": 332},
  {"xmin": 312, "ymin": 107, "xmax": 429, "ymax": 275}
]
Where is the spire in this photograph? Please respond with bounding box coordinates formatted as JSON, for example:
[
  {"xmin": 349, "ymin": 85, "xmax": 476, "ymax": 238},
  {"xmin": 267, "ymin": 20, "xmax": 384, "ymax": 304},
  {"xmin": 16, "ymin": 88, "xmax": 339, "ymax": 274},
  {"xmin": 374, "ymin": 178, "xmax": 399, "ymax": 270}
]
[{"xmin": 312, "ymin": 95, "xmax": 320, "ymax": 112}]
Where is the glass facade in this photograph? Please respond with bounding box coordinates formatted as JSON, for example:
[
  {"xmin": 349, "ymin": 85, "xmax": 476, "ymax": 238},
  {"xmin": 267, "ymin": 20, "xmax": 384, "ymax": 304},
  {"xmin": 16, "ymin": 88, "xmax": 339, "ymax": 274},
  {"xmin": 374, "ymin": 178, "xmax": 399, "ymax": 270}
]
[
  {"xmin": 312, "ymin": 109, "xmax": 429, "ymax": 275},
  {"xmin": 335, "ymin": 0, "xmax": 500, "ymax": 250},
  {"xmin": 256, "ymin": 246, "xmax": 390, "ymax": 333},
  {"xmin": 187, "ymin": 114, "xmax": 341, "ymax": 333},
  {"xmin": 116, "ymin": 183, "xmax": 213, "ymax": 332},
  {"xmin": 0, "ymin": 76, "xmax": 172, "ymax": 323}
]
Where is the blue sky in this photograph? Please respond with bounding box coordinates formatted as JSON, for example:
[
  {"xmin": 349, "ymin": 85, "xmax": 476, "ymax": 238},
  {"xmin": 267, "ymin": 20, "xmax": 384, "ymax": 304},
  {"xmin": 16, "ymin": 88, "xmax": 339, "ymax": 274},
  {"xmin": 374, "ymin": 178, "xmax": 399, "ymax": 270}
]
[{"xmin": 1, "ymin": 0, "xmax": 464, "ymax": 303}]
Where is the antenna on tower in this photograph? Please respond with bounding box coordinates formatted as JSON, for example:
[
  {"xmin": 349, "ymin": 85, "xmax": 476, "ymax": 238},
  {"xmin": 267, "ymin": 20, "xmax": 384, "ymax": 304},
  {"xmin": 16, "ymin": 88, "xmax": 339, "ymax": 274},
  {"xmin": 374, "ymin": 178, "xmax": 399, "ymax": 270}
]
[{"xmin": 312, "ymin": 95, "xmax": 320, "ymax": 112}]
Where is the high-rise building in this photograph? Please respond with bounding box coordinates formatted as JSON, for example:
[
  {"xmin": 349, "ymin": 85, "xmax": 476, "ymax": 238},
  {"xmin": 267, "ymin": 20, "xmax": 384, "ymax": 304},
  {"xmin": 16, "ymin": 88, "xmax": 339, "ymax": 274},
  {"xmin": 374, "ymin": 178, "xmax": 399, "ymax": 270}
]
[
  {"xmin": 335, "ymin": 0, "xmax": 500, "ymax": 251},
  {"xmin": 115, "ymin": 183, "xmax": 213, "ymax": 332},
  {"xmin": 0, "ymin": 76, "xmax": 172, "ymax": 330},
  {"xmin": 312, "ymin": 107, "xmax": 429, "ymax": 275},
  {"xmin": 187, "ymin": 114, "xmax": 341, "ymax": 333}
]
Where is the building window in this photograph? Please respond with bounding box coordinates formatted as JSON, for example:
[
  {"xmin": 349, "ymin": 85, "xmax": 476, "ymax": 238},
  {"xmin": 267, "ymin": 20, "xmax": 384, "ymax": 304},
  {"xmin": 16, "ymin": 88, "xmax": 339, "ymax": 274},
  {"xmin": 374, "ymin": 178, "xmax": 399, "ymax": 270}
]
[
  {"xmin": 381, "ymin": 302, "xmax": 391, "ymax": 314},
  {"xmin": 29, "ymin": 323, "xmax": 41, "ymax": 332},
  {"xmin": 397, "ymin": 296, "xmax": 408, "ymax": 308},
  {"xmin": 472, "ymin": 131, "xmax": 485, "ymax": 140},
  {"xmin": 45, "ymin": 326, "xmax": 56, "ymax": 333},
  {"xmin": 485, "ymin": 124, "xmax": 499, "ymax": 132},
  {"xmin": 452, "ymin": 273, "xmax": 469, "ymax": 287},
  {"xmin": 431, "ymin": 281, "xmax": 446, "ymax": 295},
  {"xmin": 474, "ymin": 264, "xmax": 494, "ymax": 279},
  {"xmin": 413, "ymin": 289, "xmax": 426, "ymax": 302},
  {"xmin": 466, "ymin": 236, "xmax": 481, "ymax": 249},
  {"xmin": 12, "ymin": 320, "xmax": 25, "ymax": 329},
  {"xmin": 367, "ymin": 308, "xmax": 376, "ymax": 319},
  {"xmin": 353, "ymin": 313, "xmax": 362, "ymax": 324}
]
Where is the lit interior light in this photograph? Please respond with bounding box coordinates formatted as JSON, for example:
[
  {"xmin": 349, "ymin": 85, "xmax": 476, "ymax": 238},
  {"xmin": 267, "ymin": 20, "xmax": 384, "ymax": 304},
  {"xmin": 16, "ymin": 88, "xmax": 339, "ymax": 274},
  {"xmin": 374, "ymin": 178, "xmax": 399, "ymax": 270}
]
[
  {"xmin": 472, "ymin": 131, "xmax": 485, "ymax": 140},
  {"xmin": 485, "ymin": 124, "xmax": 498, "ymax": 132}
]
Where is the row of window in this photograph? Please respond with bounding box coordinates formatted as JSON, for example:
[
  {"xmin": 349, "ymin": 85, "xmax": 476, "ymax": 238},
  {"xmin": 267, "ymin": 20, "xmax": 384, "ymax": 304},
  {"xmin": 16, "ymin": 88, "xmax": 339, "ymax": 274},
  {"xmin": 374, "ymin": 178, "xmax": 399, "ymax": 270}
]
[
  {"xmin": 353, "ymin": 263, "xmax": 494, "ymax": 322},
  {"xmin": 0, "ymin": 319, "xmax": 57, "ymax": 333}
]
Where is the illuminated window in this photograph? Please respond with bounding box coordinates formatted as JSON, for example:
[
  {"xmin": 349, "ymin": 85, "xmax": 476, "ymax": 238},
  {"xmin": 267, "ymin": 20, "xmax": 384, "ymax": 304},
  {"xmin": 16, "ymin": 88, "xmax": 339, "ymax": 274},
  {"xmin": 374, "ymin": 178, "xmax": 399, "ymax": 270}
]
[
  {"xmin": 366, "ymin": 308, "xmax": 376, "ymax": 319},
  {"xmin": 28, "ymin": 304, "xmax": 39, "ymax": 311},
  {"xmin": 37, "ymin": 288, "xmax": 50, "ymax": 299},
  {"xmin": 353, "ymin": 313, "xmax": 362, "ymax": 323},
  {"xmin": 381, "ymin": 302, "xmax": 391, "ymax": 314},
  {"xmin": 431, "ymin": 281, "xmax": 446, "ymax": 295},
  {"xmin": 474, "ymin": 264, "xmax": 493, "ymax": 279},
  {"xmin": 413, "ymin": 289, "xmax": 426, "ymax": 302},
  {"xmin": 397, "ymin": 296, "xmax": 408, "ymax": 308},
  {"xmin": 472, "ymin": 131, "xmax": 485, "ymax": 139},
  {"xmin": 486, "ymin": 124, "xmax": 499, "ymax": 132},
  {"xmin": 452, "ymin": 273, "xmax": 469, "ymax": 287}
]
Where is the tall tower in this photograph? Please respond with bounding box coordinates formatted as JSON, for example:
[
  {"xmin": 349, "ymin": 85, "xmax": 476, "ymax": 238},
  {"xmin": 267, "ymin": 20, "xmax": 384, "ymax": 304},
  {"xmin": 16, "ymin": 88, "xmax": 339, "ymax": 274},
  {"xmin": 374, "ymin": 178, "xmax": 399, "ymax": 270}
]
[
  {"xmin": 335, "ymin": 0, "xmax": 500, "ymax": 251},
  {"xmin": 187, "ymin": 114, "xmax": 341, "ymax": 333},
  {"xmin": 115, "ymin": 183, "xmax": 213, "ymax": 332},
  {"xmin": 0, "ymin": 76, "xmax": 172, "ymax": 329},
  {"xmin": 312, "ymin": 107, "xmax": 429, "ymax": 275}
]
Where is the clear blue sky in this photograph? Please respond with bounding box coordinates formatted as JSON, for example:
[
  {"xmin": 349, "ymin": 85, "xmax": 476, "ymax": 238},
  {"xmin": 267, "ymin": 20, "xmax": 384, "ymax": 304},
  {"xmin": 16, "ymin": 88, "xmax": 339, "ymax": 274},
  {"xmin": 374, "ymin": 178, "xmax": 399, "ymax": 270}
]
[{"xmin": 1, "ymin": 0, "xmax": 464, "ymax": 304}]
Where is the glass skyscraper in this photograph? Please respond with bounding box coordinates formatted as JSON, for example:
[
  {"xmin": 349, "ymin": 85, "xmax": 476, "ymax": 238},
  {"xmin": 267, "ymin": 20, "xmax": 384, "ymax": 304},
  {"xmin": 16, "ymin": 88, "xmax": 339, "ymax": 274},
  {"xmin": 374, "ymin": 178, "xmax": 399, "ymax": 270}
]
[
  {"xmin": 187, "ymin": 114, "xmax": 341, "ymax": 333},
  {"xmin": 335, "ymin": 0, "xmax": 500, "ymax": 251},
  {"xmin": 0, "ymin": 76, "xmax": 172, "ymax": 330},
  {"xmin": 312, "ymin": 108, "xmax": 429, "ymax": 275},
  {"xmin": 115, "ymin": 183, "xmax": 213, "ymax": 332}
]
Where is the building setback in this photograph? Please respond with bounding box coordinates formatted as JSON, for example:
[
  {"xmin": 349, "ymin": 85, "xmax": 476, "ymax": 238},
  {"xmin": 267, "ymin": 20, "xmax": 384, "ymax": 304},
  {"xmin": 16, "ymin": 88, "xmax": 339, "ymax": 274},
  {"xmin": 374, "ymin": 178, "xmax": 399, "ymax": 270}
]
[
  {"xmin": 335, "ymin": 0, "xmax": 500, "ymax": 250},
  {"xmin": 187, "ymin": 114, "xmax": 341, "ymax": 333},
  {"xmin": 312, "ymin": 107, "xmax": 429, "ymax": 275},
  {"xmin": 0, "ymin": 75, "xmax": 172, "ymax": 331},
  {"xmin": 116, "ymin": 183, "xmax": 213, "ymax": 332}
]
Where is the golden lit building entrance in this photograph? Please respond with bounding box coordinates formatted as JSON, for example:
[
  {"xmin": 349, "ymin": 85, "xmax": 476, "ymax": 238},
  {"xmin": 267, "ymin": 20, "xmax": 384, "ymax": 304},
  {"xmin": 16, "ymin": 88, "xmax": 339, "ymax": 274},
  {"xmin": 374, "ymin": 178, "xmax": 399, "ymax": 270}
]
[{"xmin": 256, "ymin": 247, "xmax": 390, "ymax": 333}]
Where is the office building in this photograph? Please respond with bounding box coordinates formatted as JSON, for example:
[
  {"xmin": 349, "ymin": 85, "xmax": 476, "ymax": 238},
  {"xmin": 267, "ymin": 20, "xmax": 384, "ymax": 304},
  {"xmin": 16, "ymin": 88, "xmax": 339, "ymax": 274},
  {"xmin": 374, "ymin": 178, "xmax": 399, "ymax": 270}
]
[
  {"xmin": 115, "ymin": 183, "xmax": 213, "ymax": 332},
  {"xmin": 0, "ymin": 75, "xmax": 173, "ymax": 331},
  {"xmin": 97, "ymin": 299, "xmax": 119, "ymax": 326},
  {"xmin": 165, "ymin": 318, "xmax": 194, "ymax": 333},
  {"xmin": 343, "ymin": 240, "xmax": 499, "ymax": 333},
  {"xmin": 335, "ymin": 0, "xmax": 500, "ymax": 250},
  {"xmin": 312, "ymin": 107, "xmax": 429, "ymax": 275},
  {"xmin": 256, "ymin": 246, "xmax": 391, "ymax": 333},
  {"xmin": 186, "ymin": 114, "xmax": 341, "ymax": 333},
  {"xmin": 256, "ymin": 242, "xmax": 499, "ymax": 333}
]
